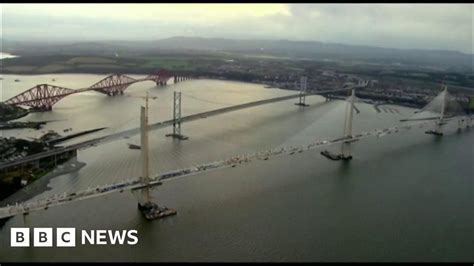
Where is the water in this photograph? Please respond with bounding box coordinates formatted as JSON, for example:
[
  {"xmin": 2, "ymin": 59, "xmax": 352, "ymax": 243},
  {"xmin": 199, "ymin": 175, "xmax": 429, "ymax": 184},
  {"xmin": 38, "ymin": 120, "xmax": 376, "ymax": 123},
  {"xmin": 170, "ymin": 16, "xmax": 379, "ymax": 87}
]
[{"xmin": 0, "ymin": 74, "xmax": 473, "ymax": 262}]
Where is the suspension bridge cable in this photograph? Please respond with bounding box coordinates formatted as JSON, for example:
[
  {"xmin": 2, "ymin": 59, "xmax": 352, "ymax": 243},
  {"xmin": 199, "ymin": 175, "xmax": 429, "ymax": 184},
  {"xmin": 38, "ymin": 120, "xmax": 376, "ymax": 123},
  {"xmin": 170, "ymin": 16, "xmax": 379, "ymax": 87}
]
[{"xmin": 180, "ymin": 92, "xmax": 233, "ymax": 106}]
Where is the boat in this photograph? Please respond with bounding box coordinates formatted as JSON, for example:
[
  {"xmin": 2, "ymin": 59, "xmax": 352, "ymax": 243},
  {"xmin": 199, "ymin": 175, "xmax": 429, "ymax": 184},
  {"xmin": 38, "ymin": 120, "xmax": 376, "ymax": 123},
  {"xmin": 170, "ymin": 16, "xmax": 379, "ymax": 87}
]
[
  {"xmin": 320, "ymin": 150, "xmax": 353, "ymax": 161},
  {"xmin": 320, "ymin": 150, "xmax": 341, "ymax": 160},
  {"xmin": 338, "ymin": 154, "xmax": 353, "ymax": 161},
  {"xmin": 144, "ymin": 208, "xmax": 177, "ymax": 220},
  {"xmin": 425, "ymin": 130, "xmax": 443, "ymax": 136},
  {"xmin": 138, "ymin": 202, "xmax": 177, "ymax": 220},
  {"xmin": 14, "ymin": 79, "xmax": 20, "ymax": 82},
  {"xmin": 127, "ymin": 143, "xmax": 141, "ymax": 150}
]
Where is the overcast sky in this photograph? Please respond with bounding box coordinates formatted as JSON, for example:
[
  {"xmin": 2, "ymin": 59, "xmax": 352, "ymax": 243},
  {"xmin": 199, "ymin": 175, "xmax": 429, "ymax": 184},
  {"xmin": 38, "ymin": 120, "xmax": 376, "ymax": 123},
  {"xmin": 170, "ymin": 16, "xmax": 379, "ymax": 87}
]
[{"xmin": 1, "ymin": 4, "xmax": 472, "ymax": 54}]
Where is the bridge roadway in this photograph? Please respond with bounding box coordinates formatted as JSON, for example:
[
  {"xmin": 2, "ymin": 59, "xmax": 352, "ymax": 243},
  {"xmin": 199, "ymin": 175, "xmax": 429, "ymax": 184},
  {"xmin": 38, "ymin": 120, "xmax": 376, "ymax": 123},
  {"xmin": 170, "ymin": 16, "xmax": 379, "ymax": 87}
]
[
  {"xmin": 0, "ymin": 118, "xmax": 448, "ymax": 219},
  {"xmin": 0, "ymin": 88, "xmax": 346, "ymax": 169}
]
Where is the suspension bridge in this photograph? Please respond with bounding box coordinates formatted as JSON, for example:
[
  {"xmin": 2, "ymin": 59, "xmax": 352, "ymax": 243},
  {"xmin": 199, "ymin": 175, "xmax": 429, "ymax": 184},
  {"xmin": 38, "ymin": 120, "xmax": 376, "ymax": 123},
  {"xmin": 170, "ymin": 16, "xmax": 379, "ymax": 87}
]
[
  {"xmin": 0, "ymin": 80, "xmax": 345, "ymax": 169},
  {"xmin": 0, "ymin": 81, "xmax": 471, "ymax": 220}
]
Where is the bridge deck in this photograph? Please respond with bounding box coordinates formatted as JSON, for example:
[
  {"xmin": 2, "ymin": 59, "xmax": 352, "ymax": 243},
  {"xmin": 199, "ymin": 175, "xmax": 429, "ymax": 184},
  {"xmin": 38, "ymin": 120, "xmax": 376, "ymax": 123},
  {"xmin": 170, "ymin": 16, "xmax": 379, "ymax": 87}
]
[
  {"xmin": 0, "ymin": 89, "xmax": 344, "ymax": 169},
  {"xmin": 0, "ymin": 118, "xmax": 444, "ymax": 219}
]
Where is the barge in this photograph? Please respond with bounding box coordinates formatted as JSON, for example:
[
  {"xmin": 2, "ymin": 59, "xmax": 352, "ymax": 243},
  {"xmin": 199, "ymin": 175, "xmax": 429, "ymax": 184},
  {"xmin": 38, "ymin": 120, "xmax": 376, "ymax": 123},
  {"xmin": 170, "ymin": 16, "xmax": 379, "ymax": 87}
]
[
  {"xmin": 425, "ymin": 130, "xmax": 443, "ymax": 136},
  {"xmin": 320, "ymin": 150, "xmax": 353, "ymax": 161},
  {"xmin": 138, "ymin": 202, "xmax": 177, "ymax": 220}
]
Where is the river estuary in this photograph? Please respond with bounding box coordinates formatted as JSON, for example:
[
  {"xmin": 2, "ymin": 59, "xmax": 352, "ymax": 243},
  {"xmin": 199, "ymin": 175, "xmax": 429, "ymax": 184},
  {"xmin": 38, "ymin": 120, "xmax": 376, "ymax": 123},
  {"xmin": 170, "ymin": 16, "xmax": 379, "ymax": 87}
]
[{"xmin": 0, "ymin": 74, "xmax": 472, "ymax": 262}]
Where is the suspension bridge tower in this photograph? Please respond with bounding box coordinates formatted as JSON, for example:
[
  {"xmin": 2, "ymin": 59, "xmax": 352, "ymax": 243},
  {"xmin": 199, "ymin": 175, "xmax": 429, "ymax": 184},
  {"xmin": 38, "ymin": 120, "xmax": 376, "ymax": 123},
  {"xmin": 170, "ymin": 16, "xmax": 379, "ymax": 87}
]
[
  {"xmin": 166, "ymin": 91, "xmax": 189, "ymax": 140},
  {"xmin": 295, "ymin": 76, "xmax": 310, "ymax": 107}
]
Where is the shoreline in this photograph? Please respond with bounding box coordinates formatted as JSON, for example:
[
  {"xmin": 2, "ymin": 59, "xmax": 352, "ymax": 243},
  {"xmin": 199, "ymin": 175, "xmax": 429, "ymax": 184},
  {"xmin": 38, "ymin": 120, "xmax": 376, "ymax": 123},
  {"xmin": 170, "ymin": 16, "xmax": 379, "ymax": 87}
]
[
  {"xmin": 0, "ymin": 158, "xmax": 86, "ymax": 208},
  {"xmin": 0, "ymin": 158, "xmax": 86, "ymax": 227},
  {"xmin": 1, "ymin": 71, "xmax": 471, "ymax": 114}
]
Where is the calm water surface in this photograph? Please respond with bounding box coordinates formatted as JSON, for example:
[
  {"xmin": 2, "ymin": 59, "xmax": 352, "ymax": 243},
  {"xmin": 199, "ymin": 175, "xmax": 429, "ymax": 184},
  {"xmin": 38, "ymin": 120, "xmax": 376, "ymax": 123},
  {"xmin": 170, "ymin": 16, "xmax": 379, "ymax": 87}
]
[{"xmin": 0, "ymin": 74, "xmax": 472, "ymax": 262}]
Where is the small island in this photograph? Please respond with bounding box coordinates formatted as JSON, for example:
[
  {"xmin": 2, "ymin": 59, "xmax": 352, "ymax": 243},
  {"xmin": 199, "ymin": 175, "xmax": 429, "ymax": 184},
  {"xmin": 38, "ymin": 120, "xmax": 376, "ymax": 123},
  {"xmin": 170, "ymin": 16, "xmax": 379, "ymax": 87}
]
[{"xmin": 0, "ymin": 102, "xmax": 29, "ymax": 122}]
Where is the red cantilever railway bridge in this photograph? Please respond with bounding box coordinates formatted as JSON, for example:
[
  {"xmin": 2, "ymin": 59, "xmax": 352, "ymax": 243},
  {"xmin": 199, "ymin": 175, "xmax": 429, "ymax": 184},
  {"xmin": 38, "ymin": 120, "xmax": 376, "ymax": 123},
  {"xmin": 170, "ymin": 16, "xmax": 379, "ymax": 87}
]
[{"xmin": 4, "ymin": 69, "xmax": 192, "ymax": 111}]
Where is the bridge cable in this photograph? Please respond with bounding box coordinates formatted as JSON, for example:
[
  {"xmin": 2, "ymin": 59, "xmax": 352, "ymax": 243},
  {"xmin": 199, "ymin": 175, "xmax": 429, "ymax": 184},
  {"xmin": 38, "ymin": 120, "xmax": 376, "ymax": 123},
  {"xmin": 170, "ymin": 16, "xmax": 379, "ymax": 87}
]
[{"xmin": 180, "ymin": 92, "xmax": 234, "ymax": 106}]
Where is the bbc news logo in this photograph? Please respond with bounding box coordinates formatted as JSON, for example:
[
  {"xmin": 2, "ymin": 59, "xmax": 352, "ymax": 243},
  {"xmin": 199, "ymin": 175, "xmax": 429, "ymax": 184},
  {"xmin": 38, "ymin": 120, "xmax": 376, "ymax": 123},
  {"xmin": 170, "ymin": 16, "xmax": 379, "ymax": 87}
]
[{"xmin": 11, "ymin": 228, "xmax": 138, "ymax": 247}]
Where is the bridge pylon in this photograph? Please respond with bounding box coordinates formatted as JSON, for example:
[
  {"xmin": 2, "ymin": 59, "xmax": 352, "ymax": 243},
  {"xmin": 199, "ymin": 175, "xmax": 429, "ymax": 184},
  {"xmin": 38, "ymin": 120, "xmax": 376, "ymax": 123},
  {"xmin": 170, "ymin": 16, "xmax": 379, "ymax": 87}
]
[
  {"xmin": 321, "ymin": 88, "xmax": 356, "ymax": 161},
  {"xmin": 339, "ymin": 88, "xmax": 356, "ymax": 160},
  {"xmin": 138, "ymin": 101, "xmax": 151, "ymax": 209},
  {"xmin": 166, "ymin": 91, "xmax": 188, "ymax": 140},
  {"xmin": 425, "ymin": 85, "xmax": 448, "ymax": 136},
  {"xmin": 295, "ymin": 76, "xmax": 309, "ymax": 107},
  {"xmin": 136, "ymin": 92, "xmax": 177, "ymax": 220}
]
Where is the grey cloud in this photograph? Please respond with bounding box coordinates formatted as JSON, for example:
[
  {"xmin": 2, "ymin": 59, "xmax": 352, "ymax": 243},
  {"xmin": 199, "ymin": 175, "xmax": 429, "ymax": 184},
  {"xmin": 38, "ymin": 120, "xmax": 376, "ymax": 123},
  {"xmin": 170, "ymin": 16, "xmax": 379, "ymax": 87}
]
[{"xmin": 1, "ymin": 4, "xmax": 472, "ymax": 53}]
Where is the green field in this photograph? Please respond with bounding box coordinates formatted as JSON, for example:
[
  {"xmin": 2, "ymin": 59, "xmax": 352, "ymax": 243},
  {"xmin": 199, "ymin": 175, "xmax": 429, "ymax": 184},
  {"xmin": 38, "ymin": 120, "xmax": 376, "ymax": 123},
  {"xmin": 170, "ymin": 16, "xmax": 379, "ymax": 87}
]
[
  {"xmin": 0, "ymin": 55, "xmax": 228, "ymax": 74},
  {"xmin": 141, "ymin": 58, "xmax": 195, "ymax": 70}
]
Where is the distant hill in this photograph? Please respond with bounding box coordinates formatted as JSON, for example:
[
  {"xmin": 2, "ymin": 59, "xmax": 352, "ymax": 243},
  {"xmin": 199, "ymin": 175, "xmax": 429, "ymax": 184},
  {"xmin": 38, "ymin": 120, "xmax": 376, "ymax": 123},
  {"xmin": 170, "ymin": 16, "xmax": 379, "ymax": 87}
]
[
  {"xmin": 147, "ymin": 37, "xmax": 472, "ymax": 70},
  {"xmin": 2, "ymin": 37, "xmax": 472, "ymax": 71}
]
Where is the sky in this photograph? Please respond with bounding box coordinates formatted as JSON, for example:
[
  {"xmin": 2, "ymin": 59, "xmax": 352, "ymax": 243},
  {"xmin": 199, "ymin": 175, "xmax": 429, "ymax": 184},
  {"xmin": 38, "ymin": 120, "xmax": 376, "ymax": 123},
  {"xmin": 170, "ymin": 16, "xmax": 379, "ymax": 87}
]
[{"xmin": 0, "ymin": 4, "xmax": 472, "ymax": 54}]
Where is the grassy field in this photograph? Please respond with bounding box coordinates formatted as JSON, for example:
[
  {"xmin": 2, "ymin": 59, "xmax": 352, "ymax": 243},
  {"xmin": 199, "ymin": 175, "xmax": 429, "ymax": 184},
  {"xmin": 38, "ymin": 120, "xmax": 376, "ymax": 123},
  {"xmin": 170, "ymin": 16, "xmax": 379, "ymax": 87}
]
[
  {"xmin": 142, "ymin": 58, "xmax": 196, "ymax": 70},
  {"xmin": 36, "ymin": 64, "xmax": 74, "ymax": 73},
  {"xmin": 2, "ymin": 53, "xmax": 473, "ymax": 92},
  {"xmin": 66, "ymin": 56, "xmax": 116, "ymax": 64},
  {"xmin": 0, "ymin": 55, "xmax": 209, "ymax": 74}
]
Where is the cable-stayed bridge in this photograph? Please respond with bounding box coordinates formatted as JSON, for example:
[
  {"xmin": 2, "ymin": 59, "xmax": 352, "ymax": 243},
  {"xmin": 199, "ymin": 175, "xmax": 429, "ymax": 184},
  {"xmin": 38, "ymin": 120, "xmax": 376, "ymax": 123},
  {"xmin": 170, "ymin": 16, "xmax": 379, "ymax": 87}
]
[{"xmin": 0, "ymin": 81, "xmax": 471, "ymax": 220}]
